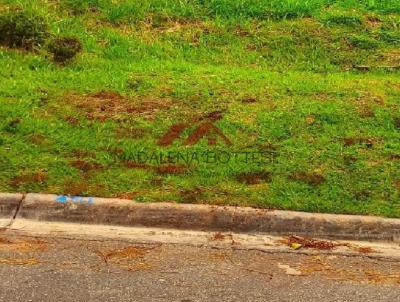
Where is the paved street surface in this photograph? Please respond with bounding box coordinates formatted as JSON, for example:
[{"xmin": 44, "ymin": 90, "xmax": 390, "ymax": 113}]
[{"xmin": 0, "ymin": 230, "xmax": 399, "ymax": 302}]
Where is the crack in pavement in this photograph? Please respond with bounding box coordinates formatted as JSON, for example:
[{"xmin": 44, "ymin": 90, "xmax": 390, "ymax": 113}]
[{"xmin": 0, "ymin": 193, "xmax": 25, "ymax": 231}]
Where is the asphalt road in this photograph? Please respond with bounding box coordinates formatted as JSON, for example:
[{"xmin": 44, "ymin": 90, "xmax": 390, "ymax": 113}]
[{"xmin": 0, "ymin": 232, "xmax": 399, "ymax": 302}]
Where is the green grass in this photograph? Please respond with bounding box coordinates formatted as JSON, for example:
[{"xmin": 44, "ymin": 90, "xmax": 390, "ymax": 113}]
[{"xmin": 0, "ymin": 0, "xmax": 399, "ymax": 217}]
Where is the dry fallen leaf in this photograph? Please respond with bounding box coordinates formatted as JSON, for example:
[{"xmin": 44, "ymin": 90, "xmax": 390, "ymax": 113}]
[
  {"xmin": 291, "ymin": 243, "xmax": 303, "ymax": 250},
  {"xmin": 278, "ymin": 263, "xmax": 302, "ymax": 276}
]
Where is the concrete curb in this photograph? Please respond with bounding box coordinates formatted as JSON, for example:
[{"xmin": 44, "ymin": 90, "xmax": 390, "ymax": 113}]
[
  {"xmin": 0, "ymin": 193, "xmax": 23, "ymax": 218},
  {"xmin": 1, "ymin": 193, "xmax": 400, "ymax": 242}
]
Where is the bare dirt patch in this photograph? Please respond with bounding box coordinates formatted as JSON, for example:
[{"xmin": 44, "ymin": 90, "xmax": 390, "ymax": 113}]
[
  {"xmin": 62, "ymin": 179, "xmax": 89, "ymax": 195},
  {"xmin": 199, "ymin": 110, "xmax": 225, "ymax": 122},
  {"xmin": 67, "ymin": 91, "xmax": 171, "ymax": 121},
  {"xmin": 10, "ymin": 171, "xmax": 47, "ymax": 187},
  {"xmin": 115, "ymin": 126, "xmax": 148, "ymax": 139},
  {"xmin": 115, "ymin": 192, "xmax": 139, "ymax": 200},
  {"xmin": 389, "ymin": 154, "xmax": 400, "ymax": 161},
  {"xmin": 123, "ymin": 160, "xmax": 152, "ymax": 170},
  {"xmin": 0, "ymin": 236, "xmax": 47, "ymax": 253},
  {"xmin": 155, "ymin": 164, "xmax": 188, "ymax": 175},
  {"xmin": 123, "ymin": 160, "xmax": 189, "ymax": 175},
  {"xmin": 92, "ymin": 91, "xmax": 123, "ymax": 101},
  {"xmin": 357, "ymin": 105, "xmax": 375, "ymax": 118},
  {"xmin": 289, "ymin": 171, "xmax": 325, "ymax": 186},
  {"xmin": 241, "ymin": 96, "xmax": 258, "ymax": 103},
  {"xmin": 108, "ymin": 147, "xmax": 125, "ymax": 158},
  {"xmin": 236, "ymin": 171, "xmax": 272, "ymax": 185},
  {"xmin": 343, "ymin": 137, "xmax": 376, "ymax": 148},
  {"xmin": 65, "ymin": 115, "xmax": 80, "ymax": 125},
  {"xmin": 70, "ymin": 159, "xmax": 104, "ymax": 173},
  {"xmin": 365, "ymin": 16, "xmax": 382, "ymax": 29}
]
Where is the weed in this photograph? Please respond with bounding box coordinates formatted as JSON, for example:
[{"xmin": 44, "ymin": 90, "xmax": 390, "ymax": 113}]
[
  {"xmin": 48, "ymin": 36, "xmax": 82, "ymax": 63},
  {"xmin": 0, "ymin": 11, "xmax": 48, "ymax": 49},
  {"xmin": 70, "ymin": 159, "xmax": 103, "ymax": 173},
  {"xmin": 236, "ymin": 171, "xmax": 272, "ymax": 185}
]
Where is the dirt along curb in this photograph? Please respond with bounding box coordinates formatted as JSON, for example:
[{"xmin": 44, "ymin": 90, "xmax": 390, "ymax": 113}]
[{"xmin": 1, "ymin": 192, "xmax": 400, "ymax": 242}]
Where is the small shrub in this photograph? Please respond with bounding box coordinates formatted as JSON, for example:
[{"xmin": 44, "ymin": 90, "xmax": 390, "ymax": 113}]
[
  {"xmin": 48, "ymin": 36, "xmax": 82, "ymax": 63},
  {"xmin": 0, "ymin": 11, "xmax": 48, "ymax": 49}
]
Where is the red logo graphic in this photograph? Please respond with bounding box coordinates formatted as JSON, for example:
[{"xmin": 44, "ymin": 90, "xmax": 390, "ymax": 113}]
[{"xmin": 158, "ymin": 113, "xmax": 231, "ymax": 147}]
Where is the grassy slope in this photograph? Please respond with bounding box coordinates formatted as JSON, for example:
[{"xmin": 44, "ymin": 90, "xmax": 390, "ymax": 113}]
[{"xmin": 0, "ymin": 0, "xmax": 399, "ymax": 217}]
